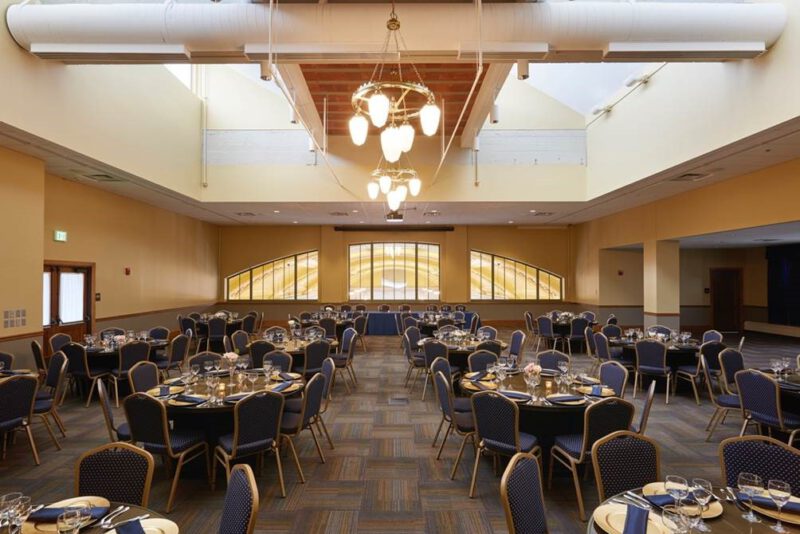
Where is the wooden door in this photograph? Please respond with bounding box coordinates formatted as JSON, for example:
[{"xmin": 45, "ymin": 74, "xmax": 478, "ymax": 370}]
[
  {"xmin": 710, "ymin": 268, "xmax": 742, "ymax": 334},
  {"xmin": 43, "ymin": 263, "xmax": 94, "ymax": 355}
]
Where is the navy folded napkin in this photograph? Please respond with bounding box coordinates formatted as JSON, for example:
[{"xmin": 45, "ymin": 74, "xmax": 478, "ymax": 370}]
[
  {"xmin": 155, "ymin": 385, "xmax": 170, "ymax": 397},
  {"xmin": 224, "ymin": 393, "xmax": 248, "ymax": 404},
  {"xmin": 469, "ymin": 371, "xmax": 488, "ymax": 382},
  {"xmin": 174, "ymin": 394, "xmax": 206, "ymax": 405},
  {"xmin": 116, "ymin": 519, "xmax": 147, "ymax": 534},
  {"xmin": 622, "ymin": 504, "xmax": 649, "ymax": 534},
  {"xmin": 29, "ymin": 505, "xmax": 109, "ymax": 522},
  {"xmin": 279, "ymin": 372, "xmax": 295, "ymax": 381},
  {"xmin": 737, "ymin": 492, "xmax": 800, "ymax": 513},
  {"xmin": 272, "ymin": 381, "xmax": 292, "ymax": 393},
  {"xmin": 500, "ymin": 390, "xmax": 531, "ymax": 400},
  {"xmin": 549, "ymin": 395, "xmax": 584, "ymax": 404},
  {"xmin": 167, "ymin": 379, "xmax": 186, "ymax": 386},
  {"xmin": 591, "ymin": 385, "xmax": 604, "ymax": 396}
]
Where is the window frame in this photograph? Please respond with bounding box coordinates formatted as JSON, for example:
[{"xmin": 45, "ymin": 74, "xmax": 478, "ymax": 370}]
[
  {"xmin": 469, "ymin": 249, "xmax": 563, "ymax": 302},
  {"xmin": 348, "ymin": 242, "xmax": 441, "ymax": 302},
  {"xmin": 224, "ymin": 250, "xmax": 319, "ymax": 302}
]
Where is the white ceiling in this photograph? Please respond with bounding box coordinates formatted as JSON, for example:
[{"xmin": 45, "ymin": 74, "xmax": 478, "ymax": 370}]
[{"xmin": 680, "ymin": 221, "xmax": 800, "ymax": 249}]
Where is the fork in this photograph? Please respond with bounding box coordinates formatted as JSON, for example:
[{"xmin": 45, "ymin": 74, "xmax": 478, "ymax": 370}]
[
  {"xmin": 105, "ymin": 514, "xmax": 149, "ymax": 530},
  {"xmin": 99, "ymin": 506, "xmax": 129, "ymax": 528}
]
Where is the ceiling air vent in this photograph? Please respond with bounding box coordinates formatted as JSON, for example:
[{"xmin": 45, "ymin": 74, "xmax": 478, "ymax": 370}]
[
  {"xmin": 235, "ymin": 212, "xmax": 256, "ymax": 217},
  {"xmin": 423, "ymin": 210, "xmax": 441, "ymax": 217},
  {"xmin": 84, "ymin": 173, "xmax": 125, "ymax": 183},
  {"xmin": 532, "ymin": 212, "xmax": 554, "ymax": 217},
  {"xmin": 670, "ymin": 172, "xmax": 710, "ymax": 183},
  {"xmin": 755, "ymin": 238, "xmax": 780, "ymax": 243},
  {"xmin": 329, "ymin": 211, "xmax": 350, "ymax": 217}
]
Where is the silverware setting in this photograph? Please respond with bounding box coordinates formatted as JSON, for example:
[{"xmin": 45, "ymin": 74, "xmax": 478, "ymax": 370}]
[
  {"xmin": 98, "ymin": 505, "xmax": 129, "ymax": 528},
  {"xmin": 105, "ymin": 513, "xmax": 149, "ymax": 530}
]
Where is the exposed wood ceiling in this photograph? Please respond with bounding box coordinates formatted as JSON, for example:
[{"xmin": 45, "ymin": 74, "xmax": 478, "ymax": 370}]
[{"xmin": 300, "ymin": 63, "xmax": 488, "ymax": 136}]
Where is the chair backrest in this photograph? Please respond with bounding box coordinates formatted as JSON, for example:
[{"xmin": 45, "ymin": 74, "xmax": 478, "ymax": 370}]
[
  {"xmin": 702, "ymin": 329, "xmax": 723, "ymax": 344},
  {"xmin": 501, "ymin": 452, "xmax": 548, "ymax": 534},
  {"xmin": 455, "ymin": 304, "xmax": 467, "ymax": 312},
  {"xmin": 318, "ymin": 318, "xmax": 337, "ymax": 338},
  {"xmin": 400, "ymin": 304, "xmax": 411, "ymax": 312},
  {"xmin": 301, "ymin": 373, "xmax": 327, "ymax": 428},
  {"xmin": 719, "ymin": 348, "xmax": 745, "ymax": 392},
  {"xmin": 223, "ymin": 335, "xmax": 234, "ymax": 354},
  {"xmin": 231, "ymin": 330, "xmax": 250, "ymax": 354},
  {"xmin": 468, "ymin": 350, "xmax": 498, "ymax": 372},
  {"xmin": 453, "ymin": 311, "xmax": 465, "ymax": 322},
  {"xmin": 469, "ymin": 314, "xmax": 480, "ymax": 335},
  {"xmin": 304, "ymin": 326, "xmax": 326, "ymax": 339},
  {"xmin": 592, "ymin": 431, "xmax": 660, "ymax": 501},
  {"xmin": 0, "ymin": 352, "xmax": 13, "ymax": 369},
  {"xmin": 593, "ymin": 332, "xmax": 611, "ymax": 362},
  {"xmin": 632, "ymin": 380, "xmax": 656, "ymax": 434},
  {"xmin": 45, "ymin": 350, "xmax": 68, "ymax": 391},
  {"xmin": 232, "ymin": 391, "xmax": 284, "ymax": 457},
  {"xmin": 188, "ymin": 351, "xmax": 221, "ymax": 370},
  {"xmin": 97, "ymin": 380, "xmax": 119, "ymax": 442},
  {"xmin": 263, "ymin": 350, "xmax": 293, "ymax": 372},
  {"xmin": 436, "ymin": 317, "xmax": 455, "ymax": 328},
  {"xmin": 179, "ymin": 316, "xmax": 196, "ymax": 337},
  {"xmin": 578, "ymin": 397, "xmax": 635, "ymax": 463},
  {"xmin": 119, "ymin": 341, "xmax": 150, "ymax": 372},
  {"xmin": 440, "ymin": 305, "xmax": 452, "ymax": 312},
  {"xmin": 148, "ymin": 326, "xmax": 170, "ymax": 341},
  {"xmin": 76, "ymin": 442, "xmax": 155, "ymax": 506},
  {"xmin": 433, "ymin": 371, "xmax": 455, "ymax": 421},
  {"xmin": 264, "ymin": 326, "xmax": 288, "ymax": 338},
  {"xmin": 477, "ymin": 325, "xmax": 497, "ymax": 340},
  {"xmin": 720, "ymin": 436, "xmax": 800, "ymax": 497},
  {"xmin": 537, "ymin": 350, "xmax": 569, "ymax": 372},
  {"xmin": 404, "ymin": 326, "xmax": 421, "ymax": 350},
  {"xmin": 321, "ymin": 358, "xmax": 335, "ymax": 405},
  {"xmin": 218, "ymin": 464, "xmax": 259, "ymax": 534},
  {"xmin": 580, "ymin": 311, "xmax": 596, "ymax": 323},
  {"xmin": 129, "ymin": 361, "xmax": 160, "ymax": 393},
  {"xmin": 378, "ymin": 304, "xmax": 391, "ymax": 312},
  {"xmin": 99, "ymin": 327, "xmax": 125, "ymax": 338},
  {"xmin": 340, "ymin": 327, "xmax": 357, "ymax": 356},
  {"xmin": 241, "ymin": 314, "xmax": 257, "ymax": 334},
  {"xmin": 508, "ymin": 330, "xmax": 526, "ymax": 359},
  {"xmin": 62, "ymin": 342, "xmax": 89, "ymax": 375},
  {"xmin": 569, "ymin": 317, "xmax": 589, "ymax": 337},
  {"xmin": 123, "ymin": 393, "xmax": 171, "ymax": 453},
  {"xmin": 0, "ymin": 375, "xmax": 37, "ymax": 425},
  {"xmin": 303, "ymin": 340, "xmax": 331, "ymax": 374},
  {"xmin": 606, "ymin": 314, "xmax": 618, "ymax": 325},
  {"xmin": 735, "ymin": 369, "xmax": 782, "ymax": 426},
  {"xmin": 601, "ymin": 324, "xmax": 622, "ymax": 338},
  {"xmin": 169, "ymin": 334, "xmax": 190, "ymax": 366},
  {"xmin": 431, "ymin": 356, "xmax": 452, "ymax": 385},
  {"xmin": 31, "ymin": 340, "xmax": 46, "ymax": 373},
  {"xmin": 584, "ymin": 327, "xmax": 596, "ymax": 359},
  {"xmin": 635, "ymin": 339, "xmax": 666, "ymax": 370},
  {"xmin": 476, "ymin": 340, "xmax": 503, "ymax": 357},
  {"xmin": 248, "ymin": 341, "xmax": 277, "ymax": 369},
  {"xmin": 647, "ymin": 325, "xmax": 671, "ymax": 336},
  {"xmin": 49, "ymin": 332, "xmax": 72, "ymax": 354},
  {"xmin": 403, "ymin": 316, "xmax": 418, "ymax": 330},
  {"xmin": 700, "ymin": 341, "xmax": 726, "ymax": 372},
  {"xmin": 472, "ymin": 391, "xmax": 520, "ymax": 455},
  {"xmin": 426, "ymin": 304, "xmax": 438, "ymax": 312},
  {"xmin": 536, "ymin": 316, "xmax": 553, "ymax": 337},
  {"xmin": 299, "ymin": 312, "xmax": 312, "ymax": 321},
  {"xmin": 208, "ymin": 317, "xmax": 227, "ymax": 338},
  {"xmin": 599, "ymin": 361, "xmax": 628, "ymax": 398},
  {"xmin": 523, "ymin": 311, "xmax": 534, "ymax": 333},
  {"xmin": 438, "ymin": 324, "xmax": 458, "ymax": 335},
  {"xmin": 423, "ymin": 340, "xmax": 448, "ymax": 367},
  {"xmin": 354, "ymin": 315, "xmax": 368, "ymax": 335},
  {"xmin": 355, "ymin": 304, "xmax": 367, "ymax": 312}
]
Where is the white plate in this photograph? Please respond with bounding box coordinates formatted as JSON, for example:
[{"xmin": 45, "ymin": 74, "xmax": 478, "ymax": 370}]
[
  {"xmin": 641, "ymin": 482, "xmax": 723, "ymax": 519},
  {"xmin": 23, "ymin": 496, "xmax": 111, "ymax": 533},
  {"xmin": 108, "ymin": 518, "xmax": 179, "ymax": 534},
  {"xmin": 592, "ymin": 503, "xmax": 666, "ymax": 534}
]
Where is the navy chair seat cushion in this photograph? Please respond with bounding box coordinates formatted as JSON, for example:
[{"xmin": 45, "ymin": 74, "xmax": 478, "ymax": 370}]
[
  {"xmin": 33, "ymin": 398, "xmax": 52, "ymax": 414},
  {"xmin": 610, "ymin": 347, "xmax": 625, "ymax": 358},
  {"xmin": 484, "ymin": 432, "xmax": 538, "ymax": 456},
  {"xmin": 303, "ymin": 367, "xmax": 322, "ymax": 376},
  {"xmin": 454, "ymin": 411, "xmax": 475, "ymax": 433},
  {"xmin": 284, "ymin": 398, "xmax": 303, "ymax": 413},
  {"xmin": 717, "ymin": 394, "xmax": 740, "ymax": 408},
  {"xmin": 280, "ymin": 412, "xmax": 302, "ymax": 434},
  {"xmin": 116, "ymin": 422, "xmax": 131, "ymax": 441},
  {"xmin": 676, "ymin": 365, "xmax": 700, "ymax": 376},
  {"xmin": 155, "ymin": 359, "xmax": 178, "ymax": 369},
  {"xmin": 554, "ymin": 433, "xmax": 584, "ymax": 458},
  {"xmin": 638, "ymin": 365, "xmax": 670, "ymax": 376},
  {"xmin": 411, "ymin": 356, "xmax": 426, "ymax": 367},
  {"xmin": 751, "ymin": 411, "xmax": 800, "ymax": 429},
  {"xmin": 0, "ymin": 417, "xmax": 24, "ymax": 432},
  {"xmin": 518, "ymin": 432, "xmax": 539, "ymax": 454},
  {"xmin": 453, "ymin": 397, "xmax": 472, "ymax": 413},
  {"xmin": 332, "ymin": 358, "xmax": 349, "ymax": 368},
  {"xmin": 110, "ymin": 368, "xmax": 131, "ymax": 378},
  {"xmin": 36, "ymin": 390, "xmax": 52, "ymax": 401},
  {"xmin": 142, "ymin": 428, "xmax": 204, "ymax": 454},
  {"xmin": 217, "ymin": 433, "xmax": 274, "ymax": 456}
]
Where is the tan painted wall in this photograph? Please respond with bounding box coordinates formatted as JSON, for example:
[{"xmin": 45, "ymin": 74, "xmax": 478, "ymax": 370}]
[
  {"xmin": 680, "ymin": 248, "xmax": 767, "ymax": 307},
  {"xmin": 599, "ymin": 249, "xmax": 643, "ymax": 306},
  {"xmin": 44, "ymin": 175, "xmax": 219, "ymax": 320}
]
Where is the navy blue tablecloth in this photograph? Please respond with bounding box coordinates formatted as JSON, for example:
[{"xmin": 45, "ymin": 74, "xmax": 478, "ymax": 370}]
[{"xmin": 365, "ymin": 312, "xmax": 477, "ymax": 336}]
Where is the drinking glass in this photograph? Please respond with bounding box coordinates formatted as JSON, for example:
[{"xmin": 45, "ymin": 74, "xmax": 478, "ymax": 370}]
[
  {"xmin": 203, "ymin": 361, "xmax": 213, "ymax": 375},
  {"xmin": 679, "ymin": 503, "xmax": 702, "ymax": 533},
  {"xmin": 768, "ymin": 479, "xmax": 791, "ymax": 532},
  {"xmin": 557, "ymin": 361, "xmax": 569, "ymax": 375},
  {"xmin": 738, "ymin": 472, "xmax": 764, "ymax": 523},
  {"xmin": 57, "ymin": 510, "xmax": 81, "ymax": 534},
  {"xmin": 770, "ymin": 359, "xmax": 782, "ymax": 379},
  {"xmin": 661, "ymin": 505, "xmax": 686, "ymax": 533},
  {"xmin": 246, "ymin": 371, "xmax": 257, "ymax": 392},
  {"xmin": 495, "ymin": 367, "xmax": 507, "ymax": 388},
  {"xmin": 10, "ymin": 495, "xmax": 32, "ymax": 530},
  {"xmin": 690, "ymin": 478, "xmax": 713, "ymax": 532},
  {"xmin": 189, "ymin": 365, "xmax": 200, "ymax": 394},
  {"xmin": 0, "ymin": 493, "xmax": 22, "ymax": 528},
  {"xmin": 235, "ymin": 370, "xmax": 246, "ymax": 392},
  {"xmin": 207, "ymin": 375, "xmax": 220, "ymax": 404},
  {"xmin": 666, "ymin": 475, "xmax": 690, "ymax": 505},
  {"xmin": 213, "ymin": 358, "xmax": 221, "ymax": 373}
]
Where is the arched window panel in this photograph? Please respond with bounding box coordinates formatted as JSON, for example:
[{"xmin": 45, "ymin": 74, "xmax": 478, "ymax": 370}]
[
  {"xmin": 348, "ymin": 242, "xmax": 440, "ymax": 301},
  {"xmin": 469, "ymin": 250, "xmax": 562, "ymax": 301},
  {"xmin": 225, "ymin": 251, "xmax": 319, "ymax": 301}
]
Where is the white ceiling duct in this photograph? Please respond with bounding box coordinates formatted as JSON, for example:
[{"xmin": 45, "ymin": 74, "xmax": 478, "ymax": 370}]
[{"xmin": 5, "ymin": 2, "xmax": 787, "ymax": 64}]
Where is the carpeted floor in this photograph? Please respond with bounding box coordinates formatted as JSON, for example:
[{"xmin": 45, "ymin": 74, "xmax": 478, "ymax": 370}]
[{"xmin": 1, "ymin": 330, "xmax": 798, "ymax": 533}]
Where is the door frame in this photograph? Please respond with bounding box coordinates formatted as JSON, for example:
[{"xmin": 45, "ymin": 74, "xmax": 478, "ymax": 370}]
[
  {"xmin": 43, "ymin": 260, "xmax": 96, "ymax": 350},
  {"xmin": 709, "ymin": 267, "xmax": 743, "ymax": 333}
]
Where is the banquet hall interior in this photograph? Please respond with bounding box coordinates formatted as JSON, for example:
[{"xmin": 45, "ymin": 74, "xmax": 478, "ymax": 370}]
[{"xmin": 2, "ymin": 0, "xmax": 800, "ymax": 532}]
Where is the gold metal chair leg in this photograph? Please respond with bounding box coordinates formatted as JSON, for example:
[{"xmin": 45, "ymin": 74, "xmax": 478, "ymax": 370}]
[
  {"xmin": 317, "ymin": 417, "xmax": 334, "ymax": 449},
  {"xmin": 25, "ymin": 425, "xmax": 40, "ymax": 466},
  {"xmin": 570, "ymin": 461, "xmax": 587, "ymax": 521},
  {"xmin": 308, "ymin": 424, "xmax": 326, "ymax": 464},
  {"xmin": 166, "ymin": 454, "xmax": 186, "ymax": 513},
  {"xmin": 468, "ymin": 446, "xmax": 482, "ymax": 498},
  {"xmin": 450, "ymin": 433, "xmax": 472, "ymax": 480},
  {"xmin": 40, "ymin": 415, "xmax": 61, "ymax": 450},
  {"xmin": 432, "ymin": 417, "xmax": 445, "ymax": 448},
  {"xmin": 52, "ymin": 410, "xmax": 66, "ymax": 437},
  {"xmin": 274, "ymin": 446, "xmax": 287, "ymax": 498},
  {"xmin": 284, "ymin": 435, "xmax": 305, "ymax": 483},
  {"xmin": 436, "ymin": 423, "xmax": 452, "ymax": 460}
]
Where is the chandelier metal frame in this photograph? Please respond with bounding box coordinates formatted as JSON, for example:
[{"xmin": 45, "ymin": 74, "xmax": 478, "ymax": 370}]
[{"xmin": 351, "ymin": 80, "xmax": 434, "ymax": 123}]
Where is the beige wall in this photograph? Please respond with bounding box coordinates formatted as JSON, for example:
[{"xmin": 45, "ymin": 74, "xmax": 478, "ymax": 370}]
[
  {"xmin": 599, "ymin": 249, "xmax": 644, "ymax": 306},
  {"xmin": 680, "ymin": 248, "xmax": 767, "ymax": 307}
]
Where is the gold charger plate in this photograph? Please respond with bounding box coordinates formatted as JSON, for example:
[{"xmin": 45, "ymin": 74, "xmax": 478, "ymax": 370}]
[
  {"xmin": 464, "ymin": 371, "xmax": 495, "ymax": 380},
  {"xmin": 267, "ymin": 382, "xmax": 302, "ymax": 394},
  {"xmin": 23, "ymin": 496, "xmax": 111, "ymax": 533},
  {"xmin": 167, "ymin": 394, "xmax": 209, "ymax": 407},
  {"xmin": 574, "ymin": 376, "xmax": 600, "ymax": 385},
  {"xmin": 748, "ymin": 491, "xmax": 800, "ymax": 525},
  {"xmin": 592, "ymin": 503, "xmax": 666, "ymax": 534},
  {"xmin": 461, "ymin": 380, "xmax": 497, "ymax": 391},
  {"xmin": 270, "ymin": 372, "xmax": 302, "ymax": 381},
  {"xmin": 576, "ymin": 386, "xmax": 615, "ymax": 397},
  {"xmin": 108, "ymin": 518, "xmax": 179, "ymax": 534},
  {"xmin": 546, "ymin": 394, "xmax": 586, "ymax": 406},
  {"xmin": 642, "ymin": 483, "xmax": 723, "ymax": 519},
  {"xmin": 147, "ymin": 386, "xmax": 185, "ymax": 397}
]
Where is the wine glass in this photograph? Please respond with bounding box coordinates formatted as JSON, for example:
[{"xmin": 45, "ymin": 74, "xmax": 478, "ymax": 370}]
[
  {"xmin": 203, "ymin": 361, "xmax": 213, "ymax": 375},
  {"xmin": 235, "ymin": 370, "xmax": 246, "ymax": 392},
  {"xmin": 9, "ymin": 496, "xmax": 31, "ymax": 531},
  {"xmin": 661, "ymin": 505, "xmax": 686, "ymax": 533},
  {"xmin": 57, "ymin": 510, "xmax": 82, "ymax": 534},
  {"xmin": 557, "ymin": 361, "xmax": 569, "ymax": 375},
  {"xmin": 691, "ymin": 478, "xmax": 713, "ymax": 532},
  {"xmin": 738, "ymin": 472, "xmax": 764, "ymax": 523},
  {"xmin": 189, "ymin": 364, "xmax": 200, "ymax": 394},
  {"xmin": 207, "ymin": 375, "xmax": 220, "ymax": 404},
  {"xmin": 246, "ymin": 371, "xmax": 258, "ymax": 392},
  {"xmin": 768, "ymin": 479, "xmax": 791, "ymax": 532},
  {"xmin": 0, "ymin": 493, "xmax": 21, "ymax": 529},
  {"xmin": 770, "ymin": 359, "xmax": 782, "ymax": 379},
  {"xmin": 678, "ymin": 503, "xmax": 702, "ymax": 533},
  {"xmin": 666, "ymin": 475, "xmax": 689, "ymax": 505},
  {"xmin": 213, "ymin": 357, "xmax": 221, "ymax": 374},
  {"xmin": 495, "ymin": 366, "xmax": 507, "ymax": 389},
  {"xmin": 263, "ymin": 360, "xmax": 273, "ymax": 380}
]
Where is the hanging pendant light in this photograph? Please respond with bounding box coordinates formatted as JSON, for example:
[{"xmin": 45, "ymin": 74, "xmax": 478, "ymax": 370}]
[
  {"xmin": 349, "ymin": 113, "xmax": 369, "ymax": 146},
  {"xmin": 378, "ymin": 174, "xmax": 392, "ymax": 194},
  {"xmin": 380, "ymin": 125, "xmax": 403, "ymax": 163},
  {"xmin": 387, "ymin": 189, "xmax": 402, "ymax": 211},
  {"xmin": 368, "ymin": 92, "xmax": 391, "ymax": 128},
  {"xmin": 367, "ymin": 181, "xmax": 380, "ymax": 200},
  {"xmin": 419, "ymin": 101, "xmax": 441, "ymax": 136},
  {"xmin": 408, "ymin": 177, "xmax": 421, "ymax": 197},
  {"xmin": 396, "ymin": 184, "xmax": 408, "ymax": 202},
  {"xmin": 398, "ymin": 121, "xmax": 415, "ymax": 153}
]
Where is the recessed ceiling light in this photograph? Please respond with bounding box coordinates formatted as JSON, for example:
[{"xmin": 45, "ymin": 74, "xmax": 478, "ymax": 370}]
[
  {"xmin": 529, "ymin": 209, "xmax": 537, "ymax": 213},
  {"xmin": 352, "ymin": 209, "xmax": 359, "ymax": 213},
  {"xmin": 508, "ymin": 220, "xmax": 514, "ymax": 224},
  {"xmin": 273, "ymin": 210, "xmax": 280, "ymax": 214},
  {"xmin": 425, "ymin": 221, "xmax": 431, "ymax": 224},
  {"xmin": 292, "ymin": 221, "xmax": 298, "ymax": 224},
  {"xmin": 359, "ymin": 221, "xmax": 364, "ymax": 224}
]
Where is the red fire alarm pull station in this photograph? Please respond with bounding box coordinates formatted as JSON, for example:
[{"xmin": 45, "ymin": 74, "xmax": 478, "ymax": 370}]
[{"xmin": 125, "ymin": 267, "xmax": 131, "ymax": 276}]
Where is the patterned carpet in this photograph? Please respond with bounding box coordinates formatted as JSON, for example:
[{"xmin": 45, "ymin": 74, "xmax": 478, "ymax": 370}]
[{"xmin": 1, "ymin": 331, "xmax": 798, "ymax": 533}]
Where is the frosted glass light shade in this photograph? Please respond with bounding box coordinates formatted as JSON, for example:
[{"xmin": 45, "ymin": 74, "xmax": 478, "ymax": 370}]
[
  {"xmin": 367, "ymin": 181, "xmax": 380, "ymax": 200},
  {"xmin": 378, "ymin": 174, "xmax": 392, "ymax": 194},
  {"xmin": 419, "ymin": 102, "xmax": 441, "ymax": 136},
  {"xmin": 380, "ymin": 125, "xmax": 403, "ymax": 163},
  {"xmin": 396, "ymin": 184, "xmax": 408, "ymax": 202},
  {"xmin": 387, "ymin": 189, "xmax": 402, "ymax": 211},
  {"xmin": 398, "ymin": 122, "xmax": 415, "ymax": 152},
  {"xmin": 368, "ymin": 93, "xmax": 390, "ymax": 128},
  {"xmin": 349, "ymin": 114, "xmax": 369, "ymax": 146},
  {"xmin": 408, "ymin": 177, "xmax": 421, "ymax": 196}
]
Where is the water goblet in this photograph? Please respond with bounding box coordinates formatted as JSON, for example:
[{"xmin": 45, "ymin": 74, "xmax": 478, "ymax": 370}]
[
  {"xmin": 690, "ymin": 478, "xmax": 713, "ymax": 532},
  {"xmin": 0, "ymin": 493, "xmax": 22, "ymax": 528},
  {"xmin": 557, "ymin": 361, "xmax": 569, "ymax": 375},
  {"xmin": 56, "ymin": 510, "xmax": 82, "ymax": 534},
  {"xmin": 10, "ymin": 496, "xmax": 32, "ymax": 531},
  {"xmin": 666, "ymin": 475, "xmax": 690, "ymax": 505},
  {"xmin": 496, "ymin": 367, "xmax": 507, "ymax": 389},
  {"xmin": 768, "ymin": 479, "xmax": 791, "ymax": 532},
  {"xmin": 661, "ymin": 505, "xmax": 688, "ymax": 534},
  {"xmin": 678, "ymin": 503, "xmax": 703, "ymax": 533},
  {"xmin": 738, "ymin": 472, "xmax": 764, "ymax": 523},
  {"xmin": 203, "ymin": 361, "xmax": 213, "ymax": 375},
  {"xmin": 246, "ymin": 371, "xmax": 258, "ymax": 392},
  {"xmin": 235, "ymin": 370, "xmax": 246, "ymax": 392}
]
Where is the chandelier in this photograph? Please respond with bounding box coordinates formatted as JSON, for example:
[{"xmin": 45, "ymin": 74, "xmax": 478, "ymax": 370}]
[
  {"xmin": 348, "ymin": 4, "xmax": 441, "ymax": 169},
  {"xmin": 367, "ymin": 156, "xmax": 422, "ymax": 211}
]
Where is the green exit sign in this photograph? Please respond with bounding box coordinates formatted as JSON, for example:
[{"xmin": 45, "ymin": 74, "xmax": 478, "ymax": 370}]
[{"xmin": 53, "ymin": 230, "xmax": 68, "ymax": 242}]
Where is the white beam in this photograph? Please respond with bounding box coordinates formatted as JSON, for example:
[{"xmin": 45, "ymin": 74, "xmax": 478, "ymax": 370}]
[
  {"xmin": 460, "ymin": 63, "xmax": 512, "ymax": 149},
  {"xmin": 275, "ymin": 64, "xmax": 325, "ymax": 149}
]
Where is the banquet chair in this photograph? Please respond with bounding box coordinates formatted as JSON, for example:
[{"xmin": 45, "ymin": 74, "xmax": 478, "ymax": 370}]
[
  {"xmin": 213, "ymin": 391, "xmax": 287, "ymax": 496},
  {"xmin": 437, "ymin": 317, "xmax": 455, "ymax": 329},
  {"xmin": 421, "ymin": 340, "xmax": 448, "ymax": 401},
  {"xmin": 353, "ymin": 314, "xmax": 368, "ymax": 351},
  {"xmin": 318, "ymin": 318, "xmax": 337, "ymax": 340},
  {"xmin": 128, "ymin": 361, "xmax": 160, "ymax": 394},
  {"xmin": 179, "ymin": 316, "xmax": 202, "ymax": 352},
  {"xmin": 304, "ymin": 326, "xmax": 326, "ymax": 340},
  {"xmin": 453, "ymin": 311, "xmax": 466, "ymax": 324},
  {"xmin": 500, "ymin": 452, "xmax": 548, "ymax": 534},
  {"xmin": 36, "ymin": 350, "xmax": 66, "ymax": 409},
  {"xmin": 719, "ymin": 348, "xmax": 745, "ymax": 395},
  {"xmin": 537, "ymin": 350, "xmax": 569, "ymax": 372},
  {"xmin": 564, "ymin": 317, "xmax": 589, "ymax": 356},
  {"xmin": 231, "ymin": 330, "xmax": 250, "ymax": 355},
  {"xmin": 217, "ymin": 464, "xmax": 259, "ymax": 534},
  {"xmin": 399, "ymin": 304, "xmax": 412, "ymax": 312},
  {"xmin": 630, "ymin": 381, "xmax": 656, "ymax": 434},
  {"xmin": 674, "ymin": 347, "xmax": 704, "ymax": 406},
  {"xmin": 701, "ymin": 355, "xmax": 740, "ymax": 442},
  {"xmin": 49, "ymin": 332, "xmax": 71, "ymax": 354},
  {"xmin": 403, "ymin": 315, "xmax": 418, "ymax": 331},
  {"xmin": 188, "ymin": 351, "xmax": 221, "ymax": 371},
  {"xmin": 584, "ymin": 327, "xmax": 599, "ymax": 376},
  {"xmin": 355, "ymin": 304, "xmax": 367, "ymax": 312},
  {"xmin": 507, "ymin": 330, "xmax": 526, "ymax": 365},
  {"xmin": 468, "ymin": 350, "xmax": 498, "ymax": 373},
  {"xmin": 394, "ymin": 313, "xmax": 405, "ymax": 342},
  {"xmin": 241, "ymin": 314, "xmax": 257, "ymax": 335},
  {"xmin": 207, "ymin": 317, "xmax": 228, "ymax": 353},
  {"xmin": 156, "ymin": 334, "xmax": 188, "ymax": 379},
  {"xmin": 469, "ymin": 314, "xmax": 480, "ymax": 335},
  {"xmin": 606, "ymin": 314, "xmax": 618, "ymax": 325},
  {"xmin": 535, "ymin": 316, "xmax": 558, "ymax": 352},
  {"xmin": 124, "ymin": 392, "xmax": 210, "ymax": 512},
  {"xmin": 591, "ymin": 430, "xmax": 660, "ymax": 502},
  {"xmin": 33, "ymin": 354, "xmax": 68, "ymax": 450},
  {"xmin": 648, "ymin": 325, "xmax": 672, "ymax": 336},
  {"xmin": 433, "ymin": 372, "xmax": 475, "ymax": 477},
  {"xmin": 580, "ymin": 311, "xmax": 596, "ymax": 323},
  {"xmin": 75, "ymin": 442, "xmax": 154, "ymax": 507},
  {"xmin": 426, "ymin": 304, "xmax": 439, "ymax": 312},
  {"xmin": 476, "ymin": 340, "xmax": 503, "ymax": 358},
  {"xmin": 378, "ymin": 304, "xmax": 391, "ymax": 312},
  {"xmin": 431, "ymin": 357, "xmax": 468, "ymax": 449},
  {"xmin": 248, "ymin": 341, "xmax": 277, "ymax": 369},
  {"xmin": 403, "ymin": 333, "xmax": 427, "ymax": 390},
  {"xmin": 223, "ymin": 335, "xmax": 233, "ymax": 354},
  {"xmin": 455, "ymin": 304, "xmax": 467, "ymax": 312},
  {"xmin": 524, "ymin": 311, "xmax": 540, "ymax": 352},
  {"xmin": 700, "ymin": 341, "xmax": 727, "ymax": 393},
  {"xmin": 702, "ymin": 329, "xmax": 723, "ymax": 344},
  {"xmin": 148, "ymin": 326, "xmax": 170, "ymax": 341},
  {"xmin": 440, "ymin": 305, "xmax": 452, "ymax": 313},
  {"xmin": 592, "ymin": 332, "xmax": 612, "ymax": 365},
  {"xmin": 263, "ymin": 350, "xmax": 293, "ymax": 373},
  {"xmin": 0, "ymin": 352, "xmax": 13, "ymax": 370},
  {"xmin": 633, "ymin": 339, "xmax": 671, "ymax": 404},
  {"xmin": 719, "ymin": 435, "xmax": 800, "ymax": 497},
  {"xmin": 109, "ymin": 341, "xmax": 150, "ymax": 407},
  {"xmin": 31, "ymin": 340, "xmax": 47, "ymax": 380},
  {"xmin": 293, "ymin": 358, "xmax": 337, "ymax": 450},
  {"xmin": 97, "ymin": 380, "xmax": 130, "ymax": 442},
  {"xmin": 599, "ymin": 361, "xmax": 628, "ymax": 399},
  {"xmin": 331, "ymin": 328, "xmax": 357, "ymax": 393},
  {"xmin": 735, "ymin": 369, "xmax": 800, "ymax": 447},
  {"xmin": 99, "ymin": 327, "xmax": 125, "ymax": 338},
  {"xmin": 0, "ymin": 375, "xmax": 40, "ymax": 465},
  {"xmin": 549, "ymin": 397, "xmax": 635, "ymax": 520},
  {"xmin": 61, "ymin": 342, "xmax": 109, "ymax": 407},
  {"xmin": 469, "ymin": 391, "xmax": 541, "ymax": 498},
  {"xmin": 280, "ymin": 373, "xmax": 327, "ymax": 472},
  {"xmin": 477, "ymin": 326, "xmax": 498, "ymax": 340},
  {"xmin": 302, "ymin": 339, "xmax": 331, "ymax": 378},
  {"xmin": 600, "ymin": 324, "xmax": 622, "ymax": 339}
]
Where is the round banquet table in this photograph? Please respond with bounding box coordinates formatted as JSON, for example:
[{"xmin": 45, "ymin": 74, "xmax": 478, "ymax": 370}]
[
  {"xmin": 83, "ymin": 339, "xmax": 170, "ymax": 368},
  {"xmin": 587, "ymin": 487, "xmax": 800, "ymax": 533},
  {"xmin": 195, "ymin": 318, "xmax": 243, "ymax": 336},
  {"xmin": 261, "ymin": 338, "xmax": 339, "ymax": 372},
  {"xmin": 22, "ymin": 501, "xmax": 171, "ymax": 534},
  {"xmin": 416, "ymin": 339, "xmax": 509, "ymax": 371}
]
